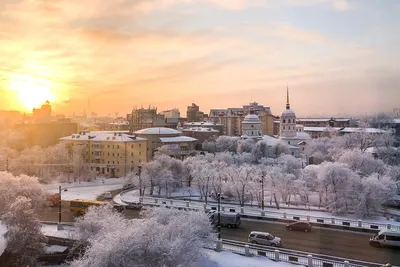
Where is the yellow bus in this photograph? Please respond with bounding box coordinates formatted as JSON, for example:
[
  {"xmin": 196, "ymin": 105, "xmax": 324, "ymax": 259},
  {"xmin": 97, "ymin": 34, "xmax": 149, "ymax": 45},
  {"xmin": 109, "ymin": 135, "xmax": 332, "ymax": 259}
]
[{"xmin": 70, "ymin": 199, "xmax": 105, "ymax": 216}]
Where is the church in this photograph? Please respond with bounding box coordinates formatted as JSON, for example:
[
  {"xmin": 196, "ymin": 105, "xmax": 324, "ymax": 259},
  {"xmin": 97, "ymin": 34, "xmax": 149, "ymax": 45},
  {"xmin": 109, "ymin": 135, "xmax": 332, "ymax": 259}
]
[
  {"xmin": 279, "ymin": 88, "xmax": 311, "ymax": 148},
  {"xmin": 240, "ymin": 88, "xmax": 310, "ymax": 155}
]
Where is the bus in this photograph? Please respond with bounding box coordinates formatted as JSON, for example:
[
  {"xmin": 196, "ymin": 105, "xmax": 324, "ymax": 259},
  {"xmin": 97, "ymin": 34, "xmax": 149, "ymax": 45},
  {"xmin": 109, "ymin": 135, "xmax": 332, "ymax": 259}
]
[{"xmin": 70, "ymin": 199, "xmax": 105, "ymax": 216}]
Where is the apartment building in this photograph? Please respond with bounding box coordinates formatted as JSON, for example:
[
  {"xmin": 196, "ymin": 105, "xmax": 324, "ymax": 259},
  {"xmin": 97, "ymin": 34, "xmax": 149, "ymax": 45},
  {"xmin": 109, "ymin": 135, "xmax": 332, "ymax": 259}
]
[
  {"xmin": 60, "ymin": 132, "xmax": 147, "ymax": 178},
  {"xmin": 209, "ymin": 102, "xmax": 274, "ymax": 136},
  {"xmin": 127, "ymin": 107, "xmax": 179, "ymax": 132},
  {"xmin": 186, "ymin": 103, "xmax": 206, "ymax": 122}
]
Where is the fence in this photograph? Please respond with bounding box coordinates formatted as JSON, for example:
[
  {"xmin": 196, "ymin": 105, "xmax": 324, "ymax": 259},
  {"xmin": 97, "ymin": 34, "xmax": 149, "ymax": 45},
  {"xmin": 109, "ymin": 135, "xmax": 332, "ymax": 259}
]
[
  {"xmin": 219, "ymin": 239, "xmax": 386, "ymax": 267},
  {"xmin": 133, "ymin": 196, "xmax": 400, "ymax": 232}
]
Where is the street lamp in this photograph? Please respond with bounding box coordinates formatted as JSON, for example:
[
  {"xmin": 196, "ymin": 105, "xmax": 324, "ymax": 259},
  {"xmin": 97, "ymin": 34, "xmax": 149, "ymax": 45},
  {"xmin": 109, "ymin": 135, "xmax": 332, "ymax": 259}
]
[
  {"xmin": 138, "ymin": 165, "xmax": 142, "ymax": 197},
  {"xmin": 217, "ymin": 193, "xmax": 221, "ymax": 240}
]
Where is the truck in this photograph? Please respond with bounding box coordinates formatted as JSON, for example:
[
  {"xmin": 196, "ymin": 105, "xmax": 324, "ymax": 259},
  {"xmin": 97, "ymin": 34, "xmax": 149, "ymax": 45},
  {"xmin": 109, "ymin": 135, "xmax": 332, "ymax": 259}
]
[{"xmin": 209, "ymin": 211, "xmax": 241, "ymax": 228}]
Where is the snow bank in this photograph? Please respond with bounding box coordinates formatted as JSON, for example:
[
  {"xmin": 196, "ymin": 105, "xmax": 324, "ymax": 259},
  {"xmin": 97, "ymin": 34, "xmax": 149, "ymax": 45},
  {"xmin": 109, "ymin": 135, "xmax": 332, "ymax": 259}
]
[
  {"xmin": 203, "ymin": 250, "xmax": 300, "ymax": 267},
  {"xmin": 42, "ymin": 224, "xmax": 75, "ymax": 239},
  {"xmin": 45, "ymin": 178, "xmax": 127, "ymax": 200},
  {"xmin": 44, "ymin": 245, "xmax": 68, "ymax": 254},
  {"xmin": 0, "ymin": 223, "xmax": 6, "ymax": 256}
]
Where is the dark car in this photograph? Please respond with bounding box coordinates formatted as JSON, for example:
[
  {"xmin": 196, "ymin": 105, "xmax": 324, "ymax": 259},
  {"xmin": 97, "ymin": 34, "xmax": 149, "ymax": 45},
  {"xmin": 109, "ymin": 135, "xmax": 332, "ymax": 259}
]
[
  {"xmin": 112, "ymin": 204, "xmax": 125, "ymax": 213},
  {"xmin": 286, "ymin": 221, "xmax": 312, "ymax": 232},
  {"xmin": 126, "ymin": 202, "xmax": 143, "ymax": 210}
]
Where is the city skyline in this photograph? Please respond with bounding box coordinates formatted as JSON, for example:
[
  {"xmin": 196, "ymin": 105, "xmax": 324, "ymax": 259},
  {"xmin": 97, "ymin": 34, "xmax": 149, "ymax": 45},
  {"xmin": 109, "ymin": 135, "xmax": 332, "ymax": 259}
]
[{"xmin": 0, "ymin": 0, "xmax": 399, "ymax": 117}]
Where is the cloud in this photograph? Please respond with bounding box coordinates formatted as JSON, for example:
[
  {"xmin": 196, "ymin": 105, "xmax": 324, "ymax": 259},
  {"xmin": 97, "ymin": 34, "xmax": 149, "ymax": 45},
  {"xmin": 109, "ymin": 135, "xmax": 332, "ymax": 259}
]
[
  {"xmin": 272, "ymin": 23, "xmax": 328, "ymax": 44},
  {"xmin": 282, "ymin": 0, "xmax": 351, "ymax": 11}
]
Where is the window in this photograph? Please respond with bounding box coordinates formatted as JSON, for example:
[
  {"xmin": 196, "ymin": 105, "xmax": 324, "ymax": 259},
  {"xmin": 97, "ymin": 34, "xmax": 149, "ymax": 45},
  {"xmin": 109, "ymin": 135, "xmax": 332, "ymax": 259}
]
[
  {"xmin": 112, "ymin": 145, "xmax": 114, "ymax": 148},
  {"xmin": 108, "ymin": 153, "xmax": 110, "ymax": 156},
  {"xmin": 288, "ymin": 119, "xmax": 291, "ymax": 123},
  {"xmin": 112, "ymin": 153, "xmax": 114, "ymax": 156},
  {"xmin": 283, "ymin": 119, "xmax": 286, "ymax": 123},
  {"xmin": 139, "ymin": 144, "xmax": 141, "ymax": 148},
  {"xmin": 117, "ymin": 145, "xmax": 120, "ymax": 149},
  {"xmin": 131, "ymin": 145, "xmax": 134, "ymax": 148},
  {"xmin": 131, "ymin": 152, "xmax": 133, "ymax": 156},
  {"xmin": 108, "ymin": 145, "xmax": 110, "ymax": 148},
  {"xmin": 251, "ymin": 124, "xmax": 254, "ymax": 128},
  {"xmin": 117, "ymin": 153, "xmax": 119, "ymax": 156}
]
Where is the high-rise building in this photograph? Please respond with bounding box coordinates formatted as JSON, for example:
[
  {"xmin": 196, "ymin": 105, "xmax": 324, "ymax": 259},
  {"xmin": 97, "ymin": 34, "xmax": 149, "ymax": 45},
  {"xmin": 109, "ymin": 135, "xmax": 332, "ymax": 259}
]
[
  {"xmin": 161, "ymin": 109, "xmax": 180, "ymax": 119},
  {"xmin": 186, "ymin": 103, "xmax": 205, "ymax": 122}
]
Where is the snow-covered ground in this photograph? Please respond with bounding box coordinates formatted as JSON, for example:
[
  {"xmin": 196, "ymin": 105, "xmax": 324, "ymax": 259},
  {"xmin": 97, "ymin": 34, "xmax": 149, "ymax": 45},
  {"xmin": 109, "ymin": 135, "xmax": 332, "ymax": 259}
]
[
  {"xmin": 42, "ymin": 224, "xmax": 75, "ymax": 239},
  {"xmin": 44, "ymin": 245, "xmax": 68, "ymax": 254},
  {"xmin": 202, "ymin": 250, "xmax": 301, "ymax": 267},
  {"xmin": 37, "ymin": 250, "xmax": 300, "ymax": 267},
  {"xmin": 0, "ymin": 223, "xmax": 6, "ymax": 256},
  {"xmin": 45, "ymin": 178, "xmax": 127, "ymax": 200}
]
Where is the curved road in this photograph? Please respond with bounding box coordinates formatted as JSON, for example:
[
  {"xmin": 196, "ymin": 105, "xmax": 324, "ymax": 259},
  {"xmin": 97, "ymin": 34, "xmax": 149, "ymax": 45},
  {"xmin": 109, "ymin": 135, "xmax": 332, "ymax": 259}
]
[
  {"xmin": 222, "ymin": 220, "xmax": 400, "ymax": 265},
  {"xmin": 38, "ymin": 208, "xmax": 400, "ymax": 265}
]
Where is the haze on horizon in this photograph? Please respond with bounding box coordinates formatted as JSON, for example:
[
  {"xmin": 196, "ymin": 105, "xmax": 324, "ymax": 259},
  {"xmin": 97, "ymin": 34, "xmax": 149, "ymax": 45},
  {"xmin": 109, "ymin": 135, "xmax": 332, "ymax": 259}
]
[{"xmin": 0, "ymin": 0, "xmax": 399, "ymax": 118}]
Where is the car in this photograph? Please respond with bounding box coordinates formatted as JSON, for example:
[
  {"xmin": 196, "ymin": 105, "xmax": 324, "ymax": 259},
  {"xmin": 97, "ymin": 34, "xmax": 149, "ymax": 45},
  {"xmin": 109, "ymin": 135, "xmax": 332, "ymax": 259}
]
[
  {"xmin": 248, "ymin": 231, "xmax": 281, "ymax": 247},
  {"xmin": 286, "ymin": 221, "xmax": 312, "ymax": 232},
  {"xmin": 112, "ymin": 204, "xmax": 125, "ymax": 213},
  {"xmin": 103, "ymin": 191, "xmax": 112, "ymax": 200}
]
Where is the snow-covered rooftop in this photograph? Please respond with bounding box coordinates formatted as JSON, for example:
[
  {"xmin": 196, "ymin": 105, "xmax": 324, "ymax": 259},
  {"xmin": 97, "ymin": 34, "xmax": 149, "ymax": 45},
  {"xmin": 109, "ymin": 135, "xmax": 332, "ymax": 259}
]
[
  {"xmin": 109, "ymin": 121, "xmax": 129, "ymax": 125},
  {"xmin": 297, "ymin": 118, "xmax": 351, "ymax": 122},
  {"xmin": 261, "ymin": 135, "xmax": 297, "ymax": 149},
  {"xmin": 184, "ymin": 122, "xmax": 222, "ymax": 127},
  {"xmin": 134, "ymin": 127, "xmax": 182, "ymax": 135},
  {"xmin": 60, "ymin": 133, "xmax": 146, "ymax": 142},
  {"xmin": 159, "ymin": 136, "xmax": 197, "ymax": 143},
  {"xmin": 182, "ymin": 127, "xmax": 219, "ymax": 133},
  {"xmin": 304, "ymin": 127, "xmax": 342, "ymax": 132}
]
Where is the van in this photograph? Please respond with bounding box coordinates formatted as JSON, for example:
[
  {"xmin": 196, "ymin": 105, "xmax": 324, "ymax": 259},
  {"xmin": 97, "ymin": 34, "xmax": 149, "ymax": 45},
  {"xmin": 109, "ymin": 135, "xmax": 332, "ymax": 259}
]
[
  {"xmin": 369, "ymin": 229, "xmax": 400, "ymax": 247},
  {"xmin": 248, "ymin": 231, "xmax": 282, "ymax": 247},
  {"xmin": 209, "ymin": 211, "xmax": 241, "ymax": 228}
]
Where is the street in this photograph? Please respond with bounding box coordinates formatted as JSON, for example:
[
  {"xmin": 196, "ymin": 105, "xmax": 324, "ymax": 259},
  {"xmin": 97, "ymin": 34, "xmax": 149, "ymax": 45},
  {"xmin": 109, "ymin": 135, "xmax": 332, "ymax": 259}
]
[
  {"xmin": 38, "ymin": 207, "xmax": 400, "ymax": 265},
  {"xmin": 221, "ymin": 219, "xmax": 400, "ymax": 265}
]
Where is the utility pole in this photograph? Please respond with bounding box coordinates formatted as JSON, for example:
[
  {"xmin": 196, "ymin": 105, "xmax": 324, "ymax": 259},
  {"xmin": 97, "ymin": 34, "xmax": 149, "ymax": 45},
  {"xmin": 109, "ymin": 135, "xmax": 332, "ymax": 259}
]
[
  {"xmin": 6, "ymin": 157, "xmax": 8, "ymax": 172},
  {"xmin": 58, "ymin": 186, "xmax": 62, "ymax": 224},
  {"xmin": 261, "ymin": 174, "xmax": 265, "ymax": 211},
  {"xmin": 217, "ymin": 193, "xmax": 221, "ymax": 240},
  {"xmin": 138, "ymin": 165, "xmax": 142, "ymax": 197}
]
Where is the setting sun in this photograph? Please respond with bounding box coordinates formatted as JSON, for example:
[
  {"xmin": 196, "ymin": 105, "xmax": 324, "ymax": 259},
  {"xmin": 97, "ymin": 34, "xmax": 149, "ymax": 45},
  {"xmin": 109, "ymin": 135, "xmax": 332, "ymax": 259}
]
[{"xmin": 8, "ymin": 73, "xmax": 56, "ymax": 111}]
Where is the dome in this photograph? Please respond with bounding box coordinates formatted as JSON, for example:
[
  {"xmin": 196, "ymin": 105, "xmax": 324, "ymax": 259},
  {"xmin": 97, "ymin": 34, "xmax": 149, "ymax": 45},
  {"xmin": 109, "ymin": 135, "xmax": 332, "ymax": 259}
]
[
  {"xmin": 134, "ymin": 127, "xmax": 182, "ymax": 135},
  {"xmin": 281, "ymin": 109, "xmax": 296, "ymax": 117},
  {"xmin": 242, "ymin": 114, "xmax": 261, "ymax": 124}
]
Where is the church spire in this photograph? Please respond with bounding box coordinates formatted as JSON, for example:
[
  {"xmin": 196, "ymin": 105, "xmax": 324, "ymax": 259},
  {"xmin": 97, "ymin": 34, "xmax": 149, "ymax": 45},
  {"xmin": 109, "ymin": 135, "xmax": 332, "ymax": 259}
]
[{"xmin": 286, "ymin": 85, "xmax": 290, "ymax": 110}]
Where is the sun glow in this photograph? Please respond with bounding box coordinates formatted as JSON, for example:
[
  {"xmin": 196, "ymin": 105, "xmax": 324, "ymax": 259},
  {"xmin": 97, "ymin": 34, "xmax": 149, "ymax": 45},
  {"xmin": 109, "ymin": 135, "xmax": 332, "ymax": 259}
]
[{"xmin": 8, "ymin": 73, "xmax": 56, "ymax": 111}]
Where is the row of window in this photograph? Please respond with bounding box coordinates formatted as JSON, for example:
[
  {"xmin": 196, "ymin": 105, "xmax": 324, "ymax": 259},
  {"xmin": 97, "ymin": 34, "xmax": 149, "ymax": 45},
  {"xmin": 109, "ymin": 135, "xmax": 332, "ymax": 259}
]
[
  {"xmin": 282, "ymin": 119, "xmax": 295, "ymax": 123},
  {"xmin": 91, "ymin": 152, "xmax": 142, "ymax": 156},
  {"xmin": 91, "ymin": 159, "xmax": 142, "ymax": 165},
  {"xmin": 92, "ymin": 144, "xmax": 143, "ymax": 149}
]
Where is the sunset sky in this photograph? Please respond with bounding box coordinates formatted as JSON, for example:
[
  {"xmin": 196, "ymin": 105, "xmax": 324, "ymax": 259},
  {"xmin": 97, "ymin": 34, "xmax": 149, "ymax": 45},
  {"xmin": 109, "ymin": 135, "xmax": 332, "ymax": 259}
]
[{"xmin": 0, "ymin": 0, "xmax": 399, "ymax": 117}]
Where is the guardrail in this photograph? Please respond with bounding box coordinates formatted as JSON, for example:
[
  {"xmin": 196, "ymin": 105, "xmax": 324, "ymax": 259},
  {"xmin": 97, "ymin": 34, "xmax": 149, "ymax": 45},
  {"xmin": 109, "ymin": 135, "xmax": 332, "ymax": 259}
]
[
  {"xmin": 219, "ymin": 239, "xmax": 386, "ymax": 267},
  {"xmin": 128, "ymin": 196, "xmax": 400, "ymax": 233}
]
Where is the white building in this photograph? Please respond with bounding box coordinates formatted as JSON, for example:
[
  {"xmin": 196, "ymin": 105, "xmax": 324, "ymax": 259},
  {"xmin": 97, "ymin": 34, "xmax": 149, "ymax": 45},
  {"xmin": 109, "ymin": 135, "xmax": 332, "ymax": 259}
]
[
  {"xmin": 279, "ymin": 88, "xmax": 311, "ymax": 147},
  {"xmin": 241, "ymin": 112, "xmax": 263, "ymax": 140}
]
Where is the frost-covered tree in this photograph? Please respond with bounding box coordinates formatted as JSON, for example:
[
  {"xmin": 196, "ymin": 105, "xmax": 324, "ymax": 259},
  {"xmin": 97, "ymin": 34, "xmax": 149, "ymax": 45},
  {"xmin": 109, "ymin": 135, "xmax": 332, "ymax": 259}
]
[
  {"xmin": 0, "ymin": 196, "xmax": 46, "ymax": 267},
  {"xmin": 237, "ymin": 139, "xmax": 255, "ymax": 154},
  {"xmin": 277, "ymin": 154, "xmax": 302, "ymax": 177},
  {"xmin": 318, "ymin": 162, "xmax": 359, "ymax": 214},
  {"xmin": 202, "ymin": 138, "xmax": 217, "ymax": 153},
  {"xmin": 356, "ymin": 174, "xmax": 396, "ymax": 218},
  {"xmin": 70, "ymin": 208, "xmax": 216, "ymax": 267},
  {"xmin": 304, "ymin": 137, "xmax": 337, "ymax": 164},
  {"xmin": 0, "ymin": 172, "xmax": 46, "ymax": 214},
  {"xmin": 224, "ymin": 164, "xmax": 253, "ymax": 206},
  {"xmin": 336, "ymin": 149, "xmax": 386, "ymax": 176},
  {"xmin": 215, "ymin": 136, "xmax": 239, "ymax": 153},
  {"xmin": 252, "ymin": 141, "xmax": 269, "ymax": 163}
]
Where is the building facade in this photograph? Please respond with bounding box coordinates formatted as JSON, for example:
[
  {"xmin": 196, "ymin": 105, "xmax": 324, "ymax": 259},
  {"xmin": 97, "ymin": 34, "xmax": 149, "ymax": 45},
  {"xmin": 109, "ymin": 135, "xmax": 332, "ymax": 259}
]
[
  {"xmin": 60, "ymin": 132, "xmax": 148, "ymax": 178},
  {"xmin": 134, "ymin": 127, "xmax": 197, "ymax": 160},
  {"xmin": 209, "ymin": 102, "xmax": 274, "ymax": 136},
  {"xmin": 161, "ymin": 109, "xmax": 180, "ymax": 119},
  {"xmin": 181, "ymin": 127, "xmax": 219, "ymax": 149},
  {"xmin": 32, "ymin": 100, "xmax": 52, "ymax": 122},
  {"xmin": 186, "ymin": 103, "xmax": 205, "ymax": 122},
  {"xmin": 127, "ymin": 107, "xmax": 178, "ymax": 133}
]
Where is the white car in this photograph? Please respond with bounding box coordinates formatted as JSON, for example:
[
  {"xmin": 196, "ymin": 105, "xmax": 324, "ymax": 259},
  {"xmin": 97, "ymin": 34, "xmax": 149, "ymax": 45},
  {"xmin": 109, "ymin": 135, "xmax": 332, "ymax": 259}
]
[{"xmin": 248, "ymin": 231, "xmax": 282, "ymax": 247}]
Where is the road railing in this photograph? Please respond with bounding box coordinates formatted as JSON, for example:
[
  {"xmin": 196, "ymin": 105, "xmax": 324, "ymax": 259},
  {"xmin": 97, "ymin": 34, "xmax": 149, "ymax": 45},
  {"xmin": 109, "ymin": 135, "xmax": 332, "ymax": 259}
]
[
  {"xmin": 129, "ymin": 196, "xmax": 400, "ymax": 233},
  {"xmin": 219, "ymin": 239, "xmax": 386, "ymax": 267}
]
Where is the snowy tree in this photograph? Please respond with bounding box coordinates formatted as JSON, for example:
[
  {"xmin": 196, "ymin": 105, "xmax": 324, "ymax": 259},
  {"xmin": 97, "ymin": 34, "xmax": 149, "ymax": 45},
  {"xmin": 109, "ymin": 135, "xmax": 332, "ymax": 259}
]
[
  {"xmin": 318, "ymin": 162, "xmax": 359, "ymax": 215},
  {"xmin": 0, "ymin": 172, "xmax": 46, "ymax": 214},
  {"xmin": 201, "ymin": 138, "xmax": 216, "ymax": 153},
  {"xmin": 356, "ymin": 174, "xmax": 396, "ymax": 218},
  {"xmin": 252, "ymin": 141, "xmax": 269, "ymax": 163},
  {"xmin": 237, "ymin": 139, "xmax": 255, "ymax": 154},
  {"xmin": 272, "ymin": 142, "xmax": 291, "ymax": 158},
  {"xmin": 224, "ymin": 164, "xmax": 253, "ymax": 206},
  {"xmin": 300, "ymin": 165, "xmax": 322, "ymax": 207},
  {"xmin": 304, "ymin": 137, "xmax": 337, "ymax": 164},
  {"xmin": 277, "ymin": 154, "xmax": 302, "ymax": 177},
  {"xmin": 70, "ymin": 208, "xmax": 216, "ymax": 267},
  {"xmin": 215, "ymin": 136, "xmax": 239, "ymax": 153},
  {"xmin": 0, "ymin": 196, "xmax": 46, "ymax": 267},
  {"xmin": 336, "ymin": 149, "xmax": 386, "ymax": 176}
]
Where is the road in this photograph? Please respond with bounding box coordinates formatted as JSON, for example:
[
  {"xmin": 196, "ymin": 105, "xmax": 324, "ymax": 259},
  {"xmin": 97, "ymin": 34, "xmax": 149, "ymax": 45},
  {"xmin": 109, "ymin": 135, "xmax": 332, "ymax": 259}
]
[
  {"xmin": 38, "ymin": 207, "xmax": 400, "ymax": 265},
  {"xmin": 221, "ymin": 219, "xmax": 400, "ymax": 265}
]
